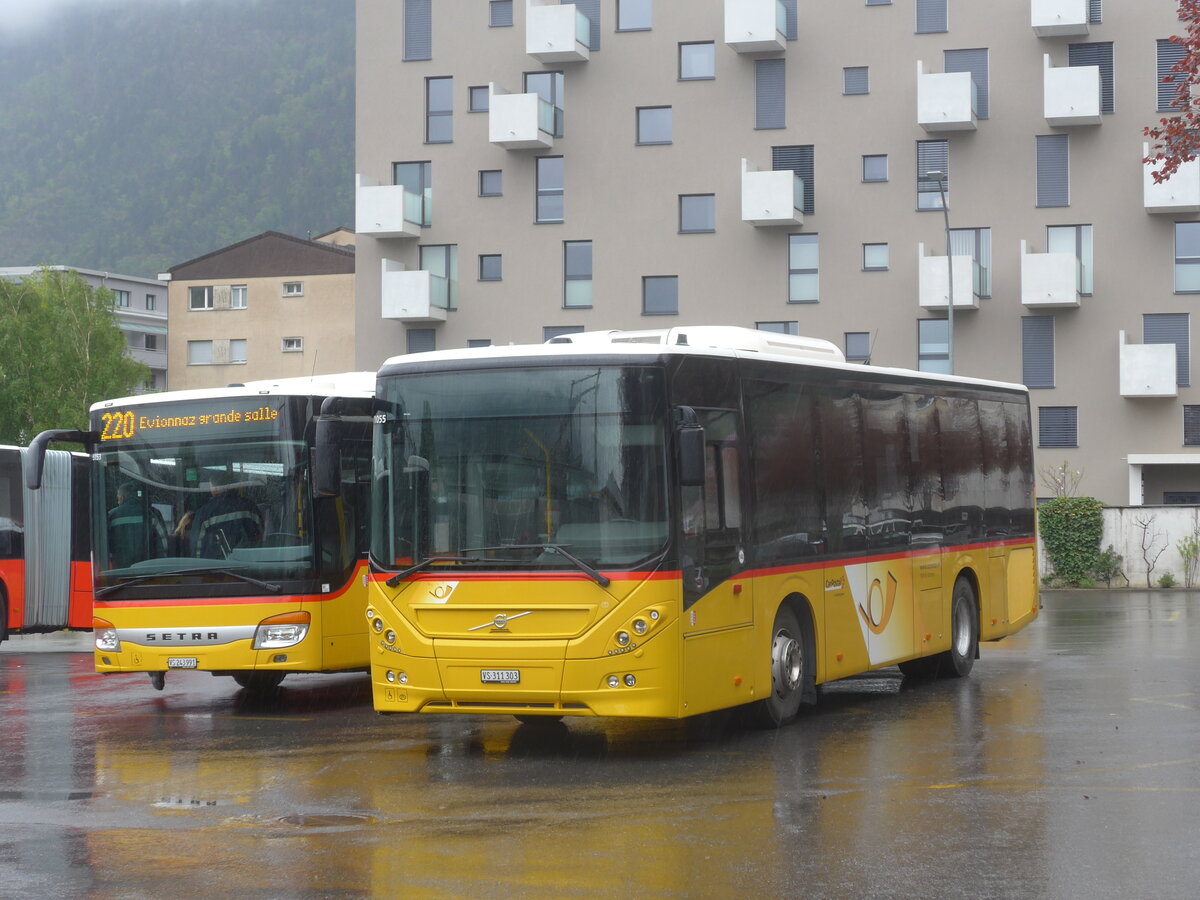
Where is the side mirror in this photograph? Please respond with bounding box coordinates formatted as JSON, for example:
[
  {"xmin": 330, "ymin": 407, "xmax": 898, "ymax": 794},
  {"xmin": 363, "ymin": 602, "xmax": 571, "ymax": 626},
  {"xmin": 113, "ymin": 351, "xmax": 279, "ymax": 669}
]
[
  {"xmin": 26, "ymin": 429, "xmax": 96, "ymax": 490},
  {"xmin": 313, "ymin": 417, "xmax": 342, "ymax": 497},
  {"xmin": 674, "ymin": 407, "xmax": 705, "ymax": 487}
]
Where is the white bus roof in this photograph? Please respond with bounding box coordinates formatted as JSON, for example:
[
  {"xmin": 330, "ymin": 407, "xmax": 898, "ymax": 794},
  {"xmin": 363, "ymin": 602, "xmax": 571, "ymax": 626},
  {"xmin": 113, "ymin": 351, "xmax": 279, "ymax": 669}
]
[
  {"xmin": 379, "ymin": 327, "xmax": 1027, "ymax": 395},
  {"xmin": 90, "ymin": 371, "xmax": 375, "ymax": 414}
]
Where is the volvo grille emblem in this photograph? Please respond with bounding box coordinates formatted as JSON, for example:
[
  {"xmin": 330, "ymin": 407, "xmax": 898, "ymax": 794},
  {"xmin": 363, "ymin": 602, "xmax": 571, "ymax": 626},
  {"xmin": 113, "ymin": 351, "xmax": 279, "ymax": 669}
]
[{"xmin": 468, "ymin": 610, "xmax": 534, "ymax": 632}]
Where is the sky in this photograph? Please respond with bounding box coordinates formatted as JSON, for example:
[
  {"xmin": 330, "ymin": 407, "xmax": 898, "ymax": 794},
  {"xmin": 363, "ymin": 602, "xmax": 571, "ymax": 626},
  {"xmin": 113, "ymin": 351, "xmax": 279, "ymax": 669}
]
[{"xmin": 0, "ymin": 0, "xmax": 140, "ymax": 34}]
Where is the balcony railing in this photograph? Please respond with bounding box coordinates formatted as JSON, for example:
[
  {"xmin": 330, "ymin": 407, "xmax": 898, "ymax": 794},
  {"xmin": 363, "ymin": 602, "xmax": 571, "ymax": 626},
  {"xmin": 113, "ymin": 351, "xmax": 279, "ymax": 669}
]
[
  {"xmin": 1144, "ymin": 142, "xmax": 1200, "ymax": 213},
  {"xmin": 1031, "ymin": 0, "xmax": 1090, "ymax": 37},
  {"xmin": 1119, "ymin": 331, "xmax": 1177, "ymax": 398},
  {"xmin": 489, "ymin": 85, "xmax": 555, "ymax": 150},
  {"xmin": 918, "ymin": 243, "xmax": 978, "ymax": 311},
  {"xmin": 380, "ymin": 260, "xmax": 448, "ymax": 323},
  {"xmin": 526, "ymin": 0, "xmax": 590, "ymax": 63},
  {"xmin": 1020, "ymin": 240, "xmax": 1080, "ymax": 308},
  {"xmin": 917, "ymin": 62, "xmax": 978, "ymax": 132},
  {"xmin": 725, "ymin": 0, "xmax": 787, "ymax": 55},
  {"xmin": 740, "ymin": 159, "xmax": 803, "ymax": 227},
  {"xmin": 1043, "ymin": 55, "xmax": 1101, "ymax": 126},
  {"xmin": 356, "ymin": 176, "xmax": 426, "ymax": 239}
]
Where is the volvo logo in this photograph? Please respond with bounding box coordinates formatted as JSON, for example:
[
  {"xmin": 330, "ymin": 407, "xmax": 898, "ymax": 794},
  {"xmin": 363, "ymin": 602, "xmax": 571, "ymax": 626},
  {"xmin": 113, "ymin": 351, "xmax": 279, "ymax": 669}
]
[{"xmin": 468, "ymin": 610, "xmax": 534, "ymax": 632}]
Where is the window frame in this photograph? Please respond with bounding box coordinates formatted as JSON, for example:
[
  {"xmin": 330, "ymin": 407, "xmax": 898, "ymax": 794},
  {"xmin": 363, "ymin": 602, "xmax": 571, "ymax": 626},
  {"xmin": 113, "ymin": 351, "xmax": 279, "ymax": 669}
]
[
  {"xmin": 679, "ymin": 194, "xmax": 716, "ymax": 234},
  {"xmin": 478, "ymin": 254, "xmax": 503, "ymax": 282},
  {"xmin": 636, "ymin": 106, "xmax": 672, "ymax": 146},
  {"xmin": 1047, "ymin": 224, "xmax": 1094, "ymax": 296},
  {"xmin": 862, "ymin": 243, "xmax": 889, "ymax": 272},
  {"xmin": 535, "ymin": 156, "xmax": 565, "ymax": 224},
  {"xmin": 917, "ymin": 319, "xmax": 950, "ymax": 373},
  {"xmin": 843, "ymin": 66, "xmax": 869, "ymax": 96},
  {"xmin": 282, "ymin": 282, "xmax": 304, "ymax": 297},
  {"xmin": 281, "ymin": 337, "xmax": 304, "ymax": 353},
  {"xmin": 642, "ymin": 275, "xmax": 679, "ymax": 316},
  {"xmin": 188, "ymin": 286, "xmax": 214, "ymax": 311},
  {"xmin": 231, "ymin": 284, "xmax": 248, "ymax": 309},
  {"xmin": 564, "ymin": 240, "xmax": 593, "ymax": 309},
  {"xmin": 1175, "ymin": 222, "xmax": 1200, "ymax": 294},
  {"xmin": 1038, "ymin": 406, "xmax": 1078, "ymax": 449},
  {"xmin": 679, "ymin": 41, "xmax": 715, "ymax": 81},
  {"xmin": 468, "ymin": 85, "xmax": 489, "ymax": 113},
  {"xmin": 862, "ymin": 154, "xmax": 888, "ymax": 183},
  {"xmin": 479, "ymin": 169, "xmax": 502, "ymax": 198},
  {"xmin": 616, "ymin": 0, "xmax": 652, "ymax": 32},
  {"xmin": 787, "ymin": 233, "xmax": 819, "ymax": 304},
  {"xmin": 425, "ymin": 76, "xmax": 453, "ymax": 144}
]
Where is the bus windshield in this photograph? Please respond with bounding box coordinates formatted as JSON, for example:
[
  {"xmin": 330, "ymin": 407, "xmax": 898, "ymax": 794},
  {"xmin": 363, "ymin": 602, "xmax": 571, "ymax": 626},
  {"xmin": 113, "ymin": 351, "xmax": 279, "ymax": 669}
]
[{"xmin": 372, "ymin": 366, "xmax": 669, "ymax": 572}]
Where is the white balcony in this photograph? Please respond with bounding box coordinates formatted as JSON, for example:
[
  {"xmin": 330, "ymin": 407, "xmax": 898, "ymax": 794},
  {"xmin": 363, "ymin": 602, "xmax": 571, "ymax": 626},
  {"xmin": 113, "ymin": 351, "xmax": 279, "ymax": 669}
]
[
  {"xmin": 1031, "ymin": 0, "xmax": 1090, "ymax": 37},
  {"xmin": 1043, "ymin": 56, "xmax": 1100, "ymax": 126},
  {"xmin": 918, "ymin": 243, "xmax": 977, "ymax": 311},
  {"xmin": 725, "ymin": 0, "xmax": 787, "ymax": 55},
  {"xmin": 380, "ymin": 259, "xmax": 448, "ymax": 324},
  {"xmin": 741, "ymin": 159, "xmax": 803, "ymax": 227},
  {"xmin": 488, "ymin": 84, "xmax": 554, "ymax": 150},
  {"xmin": 1144, "ymin": 142, "xmax": 1200, "ymax": 213},
  {"xmin": 526, "ymin": 0, "xmax": 590, "ymax": 63},
  {"xmin": 355, "ymin": 175, "xmax": 425, "ymax": 239},
  {"xmin": 917, "ymin": 62, "xmax": 977, "ymax": 132},
  {"xmin": 1119, "ymin": 331, "xmax": 1177, "ymax": 398},
  {"xmin": 1020, "ymin": 240, "xmax": 1080, "ymax": 308}
]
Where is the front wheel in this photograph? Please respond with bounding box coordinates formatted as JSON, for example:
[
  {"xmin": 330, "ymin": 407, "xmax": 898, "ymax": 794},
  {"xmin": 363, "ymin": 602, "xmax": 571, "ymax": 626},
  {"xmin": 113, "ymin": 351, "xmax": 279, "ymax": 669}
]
[{"xmin": 751, "ymin": 604, "xmax": 813, "ymax": 728}]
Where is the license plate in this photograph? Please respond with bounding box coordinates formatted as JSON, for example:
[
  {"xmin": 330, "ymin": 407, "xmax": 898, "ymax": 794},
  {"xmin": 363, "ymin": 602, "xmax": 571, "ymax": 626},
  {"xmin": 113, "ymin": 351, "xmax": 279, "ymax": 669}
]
[
  {"xmin": 480, "ymin": 669, "xmax": 520, "ymax": 684},
  {"xmin": 167, "ymin": 657, "xmax": 199, "ymax": 669}
]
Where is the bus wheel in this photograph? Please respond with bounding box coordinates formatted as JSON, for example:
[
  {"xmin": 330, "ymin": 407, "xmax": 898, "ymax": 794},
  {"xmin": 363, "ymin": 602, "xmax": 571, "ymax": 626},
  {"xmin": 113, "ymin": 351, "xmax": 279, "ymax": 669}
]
[
  {"xmin": 233, "ymin": 672, "xmax": 286, "ymax": 694},
  {"xmin": 943, "ymin": 578, "xmax": 978, "ymax": 678},
  {"xmin": 752, "ymin": 605, "xmax": 809, "ymax": 728},
  {"xmin": 514, "ymin": 715, "xmax": 564, "ymax": 726},
  {"xmin": 0, "ymin": 589, "xmax": 8, "ymax": 644}
]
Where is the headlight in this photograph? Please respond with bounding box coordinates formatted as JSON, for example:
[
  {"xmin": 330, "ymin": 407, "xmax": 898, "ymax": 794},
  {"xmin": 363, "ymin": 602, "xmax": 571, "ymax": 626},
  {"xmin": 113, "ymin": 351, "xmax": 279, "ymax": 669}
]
[
  {"xmin": 253, "ymin": 612, "xmax": 311, "ymax": 649},
  {"xmin": 93, "ymin": 618, "xmax": 120, "ymax": 652},
  {"xmin": 372, "ymin": 618, "xmax": 384, "ymax": 633},
  {"xmin": 632, "ymin": 619, "xmax": 648, "ymax": 635},
  {"xmin": 615, "ymin": 631, "xmax": 630, "ymax": 646}
]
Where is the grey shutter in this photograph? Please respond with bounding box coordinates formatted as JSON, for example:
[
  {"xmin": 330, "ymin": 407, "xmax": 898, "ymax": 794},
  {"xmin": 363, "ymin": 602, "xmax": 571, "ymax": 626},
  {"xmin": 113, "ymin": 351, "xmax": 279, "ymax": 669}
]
[
  {"xmin": 1144, "ymin": 313, "xmax": 1191, "ymax": 387},
  {"xmin": 781, "ymin": 0, "xmax": 797, "ymax": 40},
  {"xmin": 489, "ymin": 1, "xmax": 513, "ymax": 27},
  {"xmin": 756, "ymin": 59, "xmax": 786, "ymax": 130},
  {"xmin": 916, "ymin": 0, "xmax": 947, "ymax": 34},
  {"xmin": 1038, "ymin": 407, "xmax": 1077, "ymax": 448},
  {"xmin": 1185, "ymin": 406, "xmax": 1200, "ymax": 446},
  {"xmin": 564, "ymin": 0, "xmax": 600, "ymax": 50},
  {"xmin": 1036, "ymin": 134, "xmax": 1069, "ymax": 208},
  {"xmin": 944, "ymin": 48, "xmax": 989, "ymax": 119},
  {"xmin": 1158, "ymin": 39, "xmax": 1186, "ymax": 112},
  {"xmin": 917, "ymin": 140, "xmax": 948, "ymax": 202},
  {"xmin": 1088, "ymin": 0, "xmax": 1102, "ymax": 24},
  {"xmin": 406, "ymin": 328, "xmax": 437, "ymax": 354},
  {"xmin": 544, "ymin": 325, "xmax": 585, "ymax": 342},
  {"xmin": 843, "ymin": 67, "xmax": 869, "ymax": 95},
  {"xmin": 1068, "ymin": 42, "xmax": 1113, "ymax": 113},
  {"xmin": 404, "ymin": 0, "xmax": 432, "ymax": 61},
  {"xmin": 772, "ymin": 145, "xmax": 815, "ymax": 215},
  {"xmin": 1022, "ymin": 316, "xmax": 1055, "ymax": 389}
]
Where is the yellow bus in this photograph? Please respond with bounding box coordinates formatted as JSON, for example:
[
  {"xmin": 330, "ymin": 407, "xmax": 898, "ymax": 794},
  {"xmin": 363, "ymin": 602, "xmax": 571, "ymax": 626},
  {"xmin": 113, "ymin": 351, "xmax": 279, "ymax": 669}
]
[
  {"xmin": 32, "ymin": 373, "xmax": 375, "ymax": 693},
  {"xmin": 359, "ymin": 327, "xmax": 1038, "ymax": 726}
]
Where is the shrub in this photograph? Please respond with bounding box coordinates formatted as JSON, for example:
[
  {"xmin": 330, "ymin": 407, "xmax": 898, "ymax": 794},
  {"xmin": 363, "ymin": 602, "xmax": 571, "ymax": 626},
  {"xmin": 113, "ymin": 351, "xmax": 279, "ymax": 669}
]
[
  {"xmin": 1039, "ymin": 496, "xmax": 1105, "ymax": 586},
  {"xmin": 1159, "ymin": 571, "xmax": 1177, "ymax": 588},
  {"xmin": 1092, "ymin": 545, "xmax": 1125, "ymax": 587}
]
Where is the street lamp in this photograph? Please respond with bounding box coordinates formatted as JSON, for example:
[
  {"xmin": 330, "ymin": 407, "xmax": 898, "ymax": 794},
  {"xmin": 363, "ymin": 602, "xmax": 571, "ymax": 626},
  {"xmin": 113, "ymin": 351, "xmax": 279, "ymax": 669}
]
[{"xmin": 928, "ymin": 170, "xmax": 954, "ymax": 375}]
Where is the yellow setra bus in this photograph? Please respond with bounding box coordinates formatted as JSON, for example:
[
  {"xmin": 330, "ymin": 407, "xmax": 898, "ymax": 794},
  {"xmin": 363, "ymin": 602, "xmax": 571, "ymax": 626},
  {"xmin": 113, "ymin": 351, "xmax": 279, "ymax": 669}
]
[{"xmin": 358, "ymin": 327, "xmax": 1038, "ymax": 726}]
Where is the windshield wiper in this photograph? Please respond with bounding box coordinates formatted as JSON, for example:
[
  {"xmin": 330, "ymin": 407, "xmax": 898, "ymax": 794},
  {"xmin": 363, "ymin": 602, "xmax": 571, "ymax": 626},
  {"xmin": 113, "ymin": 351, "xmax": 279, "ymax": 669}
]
[
  {"xmin": 96, "ymin": 566, "xmax": 282, "ymax": 599},
  {"xmin": 384, "ymin": 555, "xmax": 503, "ymax": 588},
  {"xmin": 464, "ymin": 544, "xmax": 611, "ymax": 588}
]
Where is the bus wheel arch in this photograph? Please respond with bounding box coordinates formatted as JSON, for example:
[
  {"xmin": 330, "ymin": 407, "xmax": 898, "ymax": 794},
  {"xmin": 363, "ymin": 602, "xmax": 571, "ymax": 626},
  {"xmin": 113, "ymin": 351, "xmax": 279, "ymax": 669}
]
[{"xmin": 751, "ymin": 595, "xmax": 817, "ymax": 728}]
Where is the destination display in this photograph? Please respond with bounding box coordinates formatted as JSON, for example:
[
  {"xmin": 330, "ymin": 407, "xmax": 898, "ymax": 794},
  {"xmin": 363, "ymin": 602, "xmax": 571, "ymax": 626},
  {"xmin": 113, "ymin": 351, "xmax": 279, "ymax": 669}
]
[{"xmin": 94, "ymin": 398, "xmax": 289, "ymax": 443}]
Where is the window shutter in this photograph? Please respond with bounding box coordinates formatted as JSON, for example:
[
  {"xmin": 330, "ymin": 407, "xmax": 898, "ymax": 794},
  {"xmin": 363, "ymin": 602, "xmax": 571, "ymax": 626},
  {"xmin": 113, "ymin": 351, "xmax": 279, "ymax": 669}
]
[
  {"xmin": 916, "ymin": 0, "xmax": 947, "ymax": 34},
  {"xmin": 1158, "ymin": 39, "xmax": 1187, "ymax": 112},
  {"xmin": 1088, "ymin": 0, "xmax": 1102, "ymax": 24},
  {"xmin": 404, "ymin": 0, "xmax": 432, "ymax": 61},
  {"xmin": 1022, "ymin": 316, "xmax": 1055, "ymax": 389},
  {"xmin": 489, "ymin": 0, "xmax": 512, "ymax": 27},
  {"xmin": 1038, "ymin": 407, "xmax": 1077, "ymax": 448},
  {"xmin": 544, "ymin": 325, "xmax": 585, "ymax": 342},
  {"xmin": 563, "ymin": 0, "xmax": 600, "ymax": 50},
  {"xmin": 843, "ymin": 66, "xmax": 869, "ymax": 95},
  {"xmin": 944, "ymin": 48, "xmax": 989, "ymax": 119},
  {"xmin": 916, "ymin": 140, "xmax": 948, "ymax": 202},
  {"xmin": 1185, "ymin": 406, "xmax": 1200, "ymax": 446},
  {"xmin": 1068, "ymin": 42, "xmax": 1113, "ymax": 113},
  {"xmin": 772, "ymin": 145, "xmax": 814, "ymax": 215},
  {"xmin": 755, "ymin": 59, "xmax": 786, "ymax": 130},
  {"xmin": 1036, "ymin": 134, "xmax": 1069, "ymax": 208},
  {"xmin": 1144, "ymin": 312, "xmax": 1191, "ymax": 387},
  {"xmin": 406, "ymin": 328, "xmax": 437, "ymax": 354}
]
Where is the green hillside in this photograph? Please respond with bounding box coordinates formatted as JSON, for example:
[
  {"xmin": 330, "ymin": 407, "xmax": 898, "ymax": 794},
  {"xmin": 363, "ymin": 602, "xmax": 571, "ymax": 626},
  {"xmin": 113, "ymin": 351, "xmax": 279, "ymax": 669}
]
[{"xmin": 0, "ymin": 0, "xmax": 354, "ymax": 278}]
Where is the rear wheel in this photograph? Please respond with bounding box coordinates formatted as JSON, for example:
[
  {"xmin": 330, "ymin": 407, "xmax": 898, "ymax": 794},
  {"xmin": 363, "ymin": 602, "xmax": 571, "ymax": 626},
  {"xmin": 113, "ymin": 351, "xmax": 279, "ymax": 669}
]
[
  {"xmin": 751, "ymin": 604, "xmax": 812, "ymax": 728},
  {"xmin": 943, "ymin": 578, "xmax": 978, "ymax": 678},
  {"xmin": 233, "ymin": 671, "xmax": 286, "ymax": 694}
]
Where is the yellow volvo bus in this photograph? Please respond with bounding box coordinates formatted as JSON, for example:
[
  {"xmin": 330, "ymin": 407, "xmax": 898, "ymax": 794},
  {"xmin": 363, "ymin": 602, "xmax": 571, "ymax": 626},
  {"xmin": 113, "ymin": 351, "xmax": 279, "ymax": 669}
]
[
  {"xmin": 360, "ymin": 327, "xmax": 1038, "ymax": 726},
  {"xmin": 33, "ymin": 373, "xmax": 375, "ymax": 693}
]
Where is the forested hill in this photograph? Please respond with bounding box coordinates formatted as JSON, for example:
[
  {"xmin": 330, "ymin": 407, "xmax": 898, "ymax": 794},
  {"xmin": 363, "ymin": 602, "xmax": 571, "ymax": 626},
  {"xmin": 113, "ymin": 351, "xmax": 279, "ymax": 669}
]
[{"xmin": 0, "ymin": 0, "xmax": 354, "ymax": 278}]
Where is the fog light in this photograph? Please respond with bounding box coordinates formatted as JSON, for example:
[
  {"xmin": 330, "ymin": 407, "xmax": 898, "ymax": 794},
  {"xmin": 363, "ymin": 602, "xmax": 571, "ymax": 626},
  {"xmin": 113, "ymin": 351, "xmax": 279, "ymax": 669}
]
[
  {"xmin": 649, "ymin": 610, "xmax": 660, "ymax": 621},
  {"xmin": 398, "ymin": 672, "xmax": 409, "ymax": 685},
  {"xmin": 632, "ymin": 619, "xmax": 647, "ymax": 635},
  {"xmin": 607, "ymin": 675, "xmax": 620, "ymax": 688},
  {"xmin": 386, "ymin": 670, "xmax": 396, "ymax": 683},
  {"xmin": 624, "ymin": 674, "xmax": 636, "ymax": 687},
  {"xmin": 366, "ymin": 607, "xmax": 376, "ymax": 620},
  {"xmin": 615, "ymin": 631, "xmax": 630, "ymax": 646},
  {"xmin": 373, "ymin": 618, "xmax": 384, "ymax": 633},
  {"xmin": 385, "ymin": 630, "xmax": 396, "ymax": 644}
]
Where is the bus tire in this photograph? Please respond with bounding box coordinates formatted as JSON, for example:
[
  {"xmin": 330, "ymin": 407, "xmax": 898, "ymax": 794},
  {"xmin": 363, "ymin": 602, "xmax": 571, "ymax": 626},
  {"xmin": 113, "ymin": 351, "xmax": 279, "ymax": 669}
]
[
  {"xmin": 233, "ymin": 672, "xmax": 286, "ymax": 694},
  {"xmin": 942, "ymin": 577, "xmax": 978, "ymax": 679},
  {"xmin": 514, "ymin": 715, "xmax": 563, "ymax": 726},
  {"xmin": 752, "ymin": 604, "xmax": 812, "ymax": 728},
  {"xmin": 0, "ymin": 587, "xmax": 8, "ymax": 644}
]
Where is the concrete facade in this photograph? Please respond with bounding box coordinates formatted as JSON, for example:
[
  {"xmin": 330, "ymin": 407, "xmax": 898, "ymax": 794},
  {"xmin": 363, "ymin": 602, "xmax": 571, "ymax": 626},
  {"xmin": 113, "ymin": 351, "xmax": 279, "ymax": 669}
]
[{"xmin": 354, "ymin": 0, "xmax": 1199, "ymax": 506}]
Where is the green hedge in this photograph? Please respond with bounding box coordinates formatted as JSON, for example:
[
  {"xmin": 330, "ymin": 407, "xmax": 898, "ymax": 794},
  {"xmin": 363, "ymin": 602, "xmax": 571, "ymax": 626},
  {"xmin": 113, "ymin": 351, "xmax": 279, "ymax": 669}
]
[{"xmin": 1039, "ymin": 497, "xmax": 1105, "ymax": 585}]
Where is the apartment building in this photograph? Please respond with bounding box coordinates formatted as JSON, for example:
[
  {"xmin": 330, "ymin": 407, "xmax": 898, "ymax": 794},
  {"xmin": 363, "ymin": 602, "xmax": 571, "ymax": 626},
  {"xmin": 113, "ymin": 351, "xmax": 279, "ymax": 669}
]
[
  {"xmin": 0, "ymin": 266, "xmax": 168, "ymax": 392},
  {"xmin": 355, "ymin": 0, "xmax": 1198, "ymax": 506},
  {"xmin": 163, "ymin": 230, "xmax": 356, "ymax": 390}
]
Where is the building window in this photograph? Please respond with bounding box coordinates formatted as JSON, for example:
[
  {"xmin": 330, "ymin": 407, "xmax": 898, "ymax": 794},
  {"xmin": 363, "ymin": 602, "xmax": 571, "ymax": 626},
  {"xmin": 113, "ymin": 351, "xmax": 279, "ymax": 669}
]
[
  {"xmin": 642, "ymin": 275, "xmax": 678, "ymax": 315},
  {"xmin": 187, "ymin": 340, "xmax": 212, "ymax": 365},
  {"xmin": 469, "ymin": 85, "xmax": 489, "ymax": 112},
  {"xmin": 862, "ymin": 154, "xmax": 888, "ymax": 182},
  {"xmin": 866, "ymin": 0, "xmax": 892, "ymax": 6},
  {"xmin": 188, "ymin": 286, "xmax": 213, "ymax": 310},
  {"xmin": 544, "ymin": 325, "xmax": 585, "ymax": 342},
  {"xmin": 916, "ymin": 0, "xmax": 947, "ymax": 34},
  {"xmin": 788, "ymin": 234, "xmax": 819, "ymax": 304},
  {"xmin": 283, "ymin": 282, "xmax": 303, "ymax": 297},
  {"xmin": 843, "ymin": 66, "xmax": 869, "ymax": 95},
  {"xmin": 1036, "ymin": 135, "xmax": 1070, "ymax": 208},
  {"xmin": 419, "ymin": 244, "xmax": 458, "ymax": 310},
  {"xmin": 394, "ymin": 161, "xmax": 432, "ymax": 226},
  {"xmin": 773, "ymin": 145, "xmax": 814, "ymax": 215},
  {"xmin": 757, "ymin": 321, "xmax": 799, "ymax": 335},
  {"xmin": 781, "ymin": 0, "xmax": 798, "ymax": 39},
  {"xmin": 231, "ymin": 285, "xmax": 247, "ymax": 309},
  {"xmin": 143, "ymin": 334, "xmax": 158, "ymax": 351},
  {"xmin": 918, "ymin": 319, "xmax": 950, "ymax": 373},
  {"xmin": 403, "ymin": 0, "xmax": 432, "ymax": 61},
  {"xmin": 680, "ymin": 42, "xmax": 715, "ymax": 80},
  {"xmin": 950, "ymin": 227, "xmax": 992, "ymax": 298},
  {"xmin": 1089, "ymin": 0, "xmax": 1102, "ymax": 23},
  {"xmin": 1176, "ymin": 222, "xmax": 1200, "ymax": 293},
  {"xmin": 1158, "ymin": 39, "xmax": 1187, "ymax": 112},
  {"xmin": 468, "ymin": 339, "xmax": 493, "ymax": 348},
  {"xmin": 1069, "ymin": 42, "xmax": 1114, "ymax": 114},
  {"xmin": 489, "ymin": 0, "xmax": 513, "ymax": 27},
  {"xmin": 536, "ymin": 156, "xmax": 564, "ymax": 223},
  {"xmin": 1047, "ymin": 225, "xmax": 1094, "ymax": 295},
  {"xmin": 845, "ymin": 332, "xmax": 871, "ymax": 363},
  {"xmin": 617, "ymin": 0, "xmax": 651, "ymax": 31},
  {"xmin": 524, "ymin": 71, "xmax": 564, "ymax": 138},
  {"xmin": 1039, "ymin": 407, "xmax": 1078, "ymax": 448},
  {"xmin": 564, "ymin": 241, "xmax": 593, "ymax": 308},
  {"xmin": 756, "ymin": 59, "xmax": 786, "ymax": 129},
  {"xmin": 407, "ymin": 328, "xmax": 436, "ymax": 354},
  {"xmin": 917, "ymin": 140, "xmax": 948, "ymax": 210},
  {"xmin": 1022, "ymin": 316, "xmax": 1055, "ymax": 389},
  {"xmin": 114, "ymin": 289, "xmax": 130, "ymax": 307},
  {"xmin": 479, "ymin": 254, "xmax": 502, "ymax": 281},
  {"xmin": 479, "ymin": 169, "xmax": 502, "ymax": 197},
  {"xmin": 426, "ymin": 77, "xmax": 453, "ymax": 143},
  {"xmin": 1145, "ymin": 312, "xmax": 1190, "ymax": 387},
  {"xmin": 636, "ymin": 106, "xmax": 672, "ymax": 145},
  {"xmin": 145, "ymin": 293, "xmax": 156, "ymax": 311},
  {"xmin": 863, "ymin": 243, "xmax": 889, "ymax": 271},
  {"xmin": 282, "ymin": 337, "xmax": 304, "ymax": 352},
  {"xmin": 944, "ymin": 48, "xmax": 989, "ymax": 119},
  {"xmin": 1184, "ymin": 406, "xmax": 1200, "ymax": 446},
  {"xmin": 679, "ymin": 194, "xmax": 715, "ymax": 233},
  {"xmin": 231, "ymin": 339, "xmax": 247, "ymax": 363}
]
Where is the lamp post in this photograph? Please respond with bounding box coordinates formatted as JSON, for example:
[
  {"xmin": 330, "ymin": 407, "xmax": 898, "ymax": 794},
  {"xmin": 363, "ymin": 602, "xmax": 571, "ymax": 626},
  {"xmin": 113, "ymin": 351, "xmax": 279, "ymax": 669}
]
[{"xmin": 929, "ymin": 170, "xmax": 954, "ymax": 375}]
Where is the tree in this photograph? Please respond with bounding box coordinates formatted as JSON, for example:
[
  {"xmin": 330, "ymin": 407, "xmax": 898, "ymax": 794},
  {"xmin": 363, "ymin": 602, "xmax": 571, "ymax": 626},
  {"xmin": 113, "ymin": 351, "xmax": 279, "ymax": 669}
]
[
  {"xmin": 1144, "ymin": 1, "xmax": 1200, "ymax": 183},
  {"xmin": 0, "ymin": 268, "xmax": 148, "ymax": 444}
]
